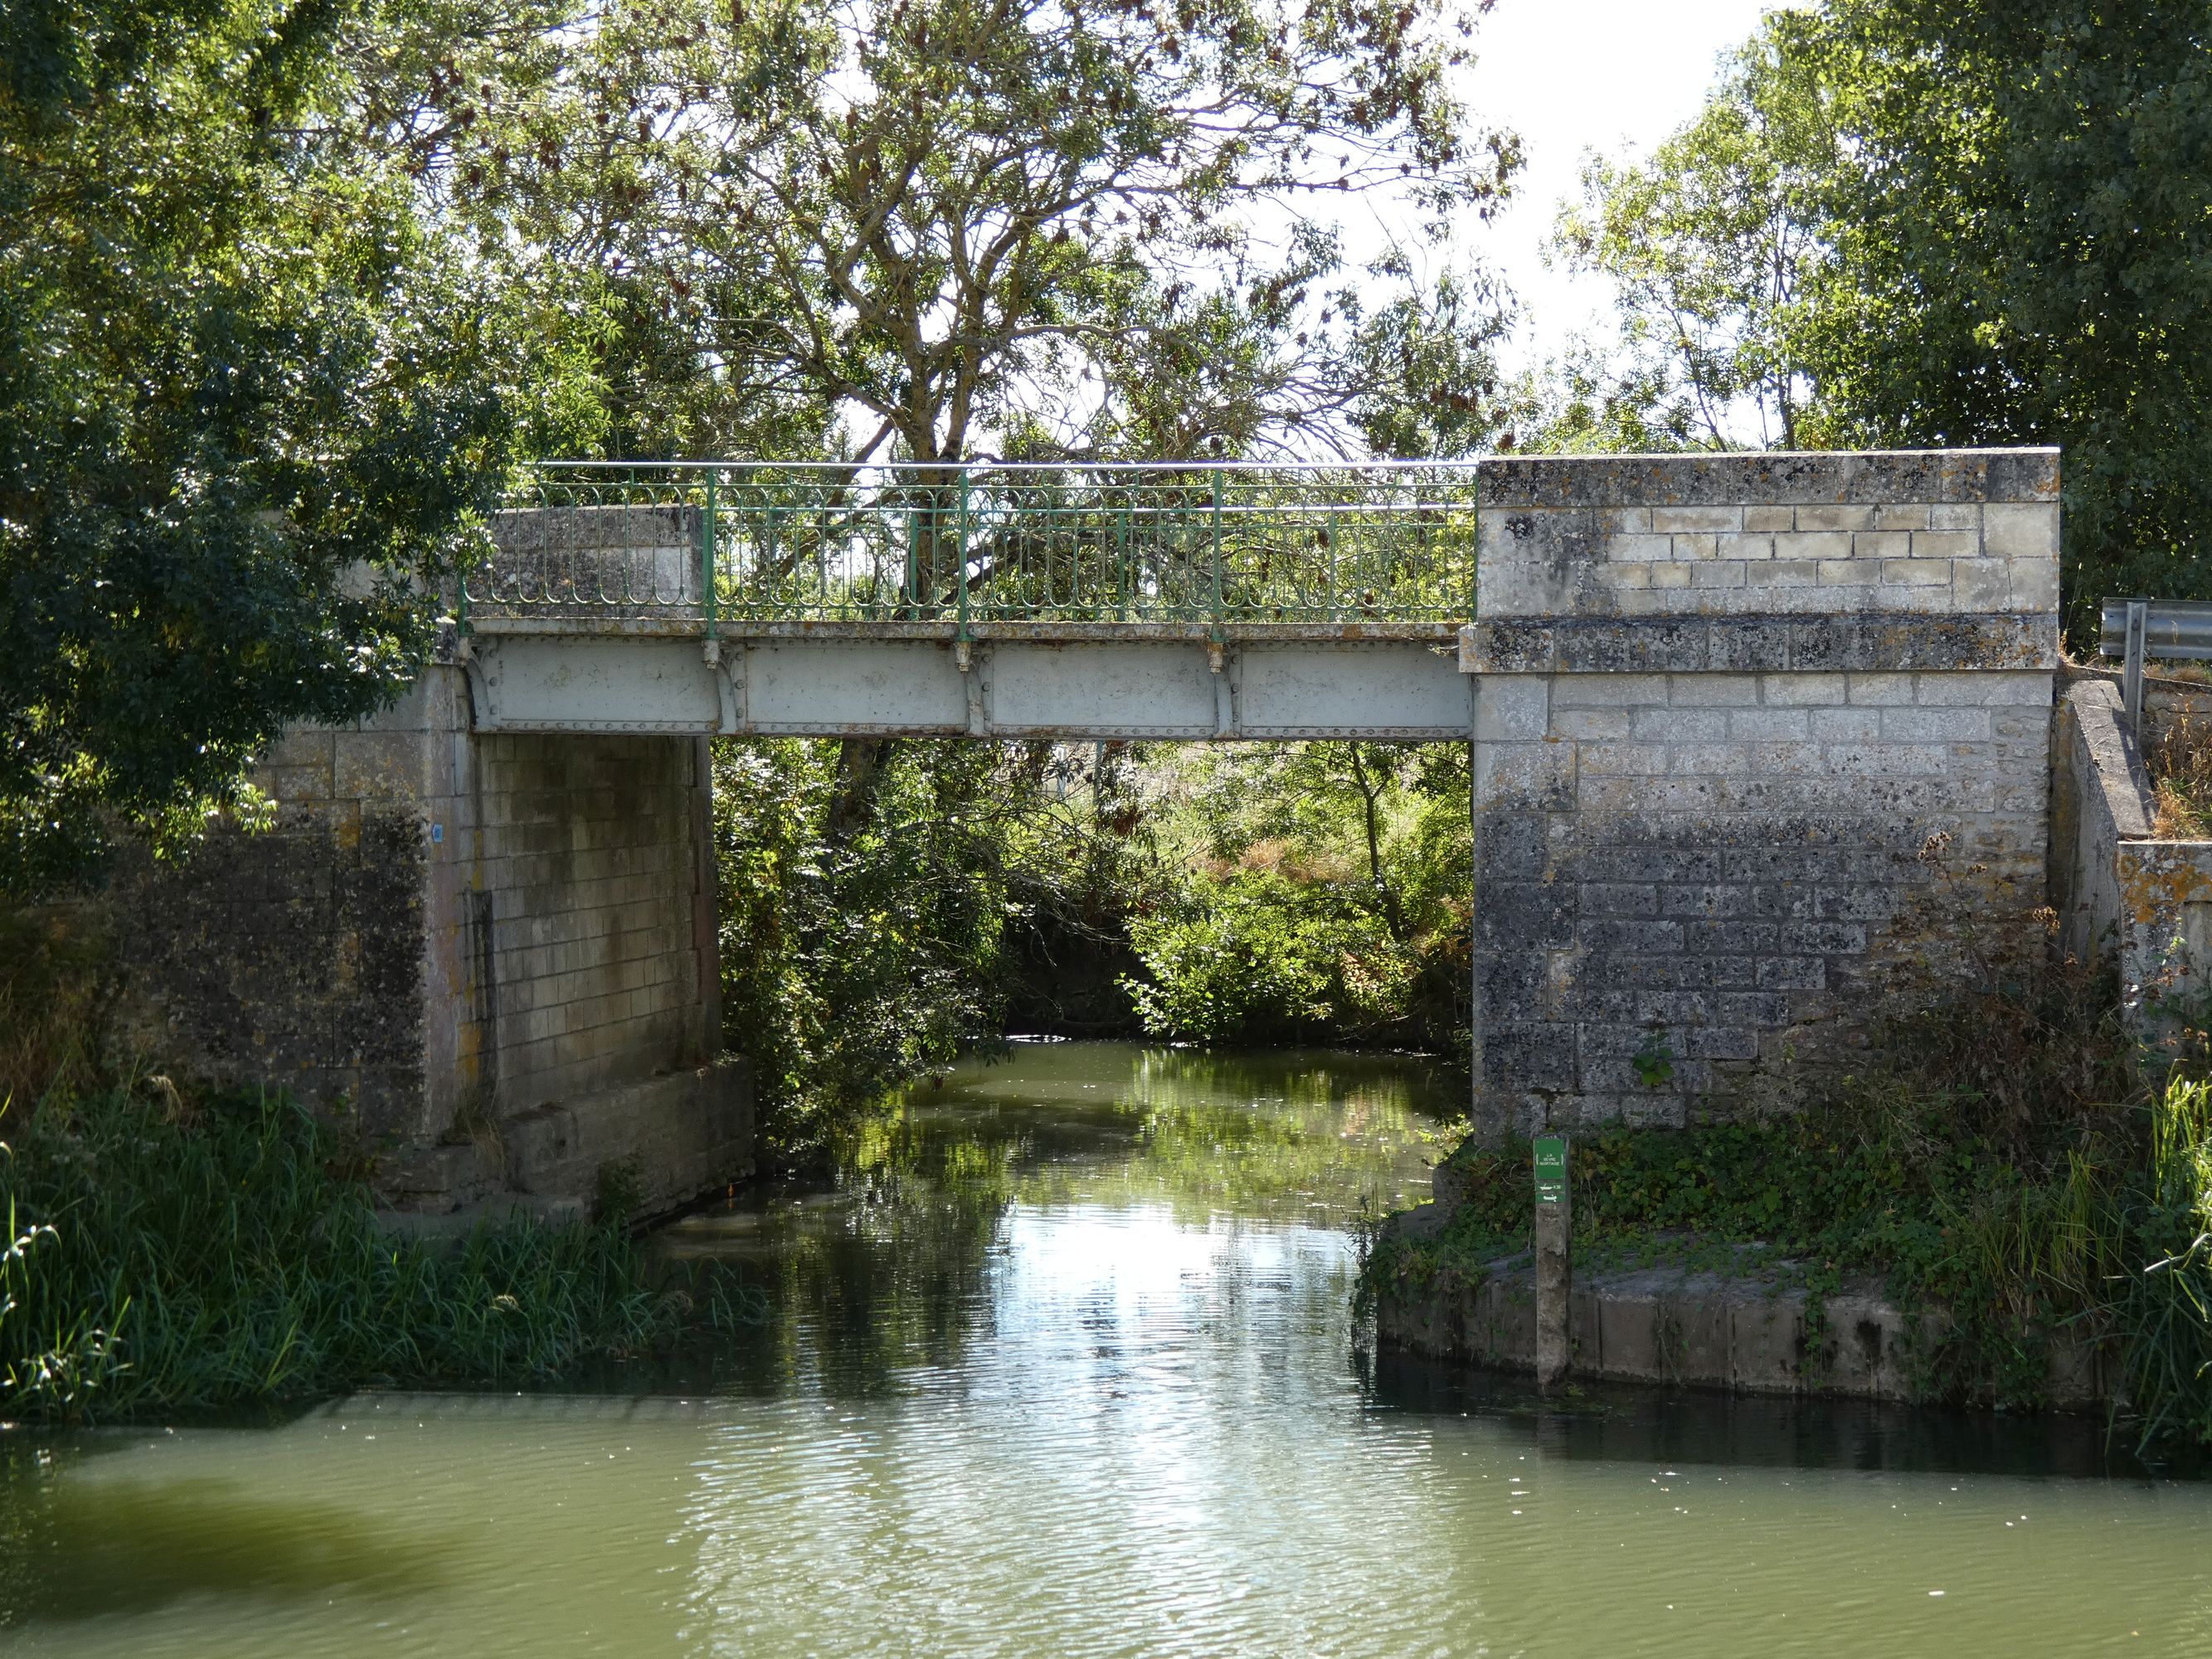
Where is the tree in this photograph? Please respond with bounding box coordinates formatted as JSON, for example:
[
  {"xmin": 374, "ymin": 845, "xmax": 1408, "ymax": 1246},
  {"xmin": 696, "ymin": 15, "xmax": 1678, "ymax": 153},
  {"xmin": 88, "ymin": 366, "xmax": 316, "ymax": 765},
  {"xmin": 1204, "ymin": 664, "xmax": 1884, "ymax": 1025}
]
[
  {"xmin": 466, "ymin": 0, "xmax": 1520, "ymax": 468},
  {"xmin": 1124, "ymin": 740, "xmax": 1470, "ymax": 1053},
  {"xmin": 1567, "ymin": 1, "xmax": 2212, "ymax": 623},
  {"xmin": 0, "ymin": 0, "xmax": 532, "ymax": 893},
  {"xmin": 1796, "ymin": 0, "xmax": 2212, "ymax": 623},
  {"xmin": 1551, "ymin": 9, "xmax": 1834, "ymax": 450}
]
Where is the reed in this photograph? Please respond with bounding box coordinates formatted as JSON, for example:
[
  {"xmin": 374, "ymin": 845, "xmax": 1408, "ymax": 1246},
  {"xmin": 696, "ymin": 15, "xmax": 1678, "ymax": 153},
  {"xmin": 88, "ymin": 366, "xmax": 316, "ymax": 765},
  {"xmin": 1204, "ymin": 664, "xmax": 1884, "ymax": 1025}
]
[{"xmin": 0, "ymin": 1087, "xmax": 714, "ymax": 1422}]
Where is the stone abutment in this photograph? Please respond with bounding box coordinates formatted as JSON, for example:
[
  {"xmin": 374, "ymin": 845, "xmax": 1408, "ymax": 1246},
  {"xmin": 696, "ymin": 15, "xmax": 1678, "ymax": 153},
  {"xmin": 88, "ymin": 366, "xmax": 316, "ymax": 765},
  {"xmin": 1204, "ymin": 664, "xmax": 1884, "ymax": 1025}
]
[{"xmin": 1464, "ymin": 450, "xmax": 2059, "ymax": 1137}]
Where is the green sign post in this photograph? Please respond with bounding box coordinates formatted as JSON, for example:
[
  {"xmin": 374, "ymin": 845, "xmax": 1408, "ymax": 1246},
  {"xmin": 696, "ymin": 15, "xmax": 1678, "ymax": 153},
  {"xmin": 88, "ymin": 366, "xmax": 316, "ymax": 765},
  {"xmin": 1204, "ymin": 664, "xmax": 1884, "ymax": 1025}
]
[
  {"xmin": 1533, "ymin": 1133, "xmax": 1570, "ymax": 1389},
  {"xmin": 1534, "ymin": 1136, "xmax": 1568, "ymax": 1206}
]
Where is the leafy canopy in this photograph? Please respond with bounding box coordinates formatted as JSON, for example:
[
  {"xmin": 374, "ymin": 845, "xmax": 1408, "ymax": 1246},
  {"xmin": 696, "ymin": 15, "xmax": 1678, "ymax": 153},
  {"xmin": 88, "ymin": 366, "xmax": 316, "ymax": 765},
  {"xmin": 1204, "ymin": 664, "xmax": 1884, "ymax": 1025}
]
[
  {"xmin": 0, "ymin": 0, "xmax": 532, "ymax": 892},
  {"xmin": 1799, "ymin": 0, "xmax": 2212, "ymax": 624},
  {"xmin": 440, "ymin": 0, "xmax": 1522, "ymax": 461},
  {"xmin": 1558, "ymin": 1, "xmax": 2212, "ymax": 620}
]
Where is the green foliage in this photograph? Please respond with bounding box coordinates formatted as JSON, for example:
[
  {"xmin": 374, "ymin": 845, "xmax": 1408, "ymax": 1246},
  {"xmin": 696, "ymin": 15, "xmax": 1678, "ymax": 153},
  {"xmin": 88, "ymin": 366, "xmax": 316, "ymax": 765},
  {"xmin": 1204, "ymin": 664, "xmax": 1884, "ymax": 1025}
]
[
  {"xmin": 0, "ymin": 1088, "xmax": 719, "ymax": 1421},
  {"xmin": 714, "ymin": 739, "xmax": 1067, "ymax": 1163},
  {"xmin": 1566, "ymin": 1, "xmax": 2212, "ymax": 623},
  {"xmin": 711, "ymin": 736, "xmax": 1471, "ymax": 1161},
  {"xmin": 0, "ymin": 0, "xmax": 554, "ymax": 894},
  {"xmin": 1796, "ymin": 0, "xmax": 2212, "ymax": 626},
  {"xmin": 1630, "ymin": 1029, "xmax": 1675, "ymax": 1091},
  {"xmin": 2111, "ymin": 1076, "xmax": 2212, "ymax": 1447},
  {"xmin": 1126, "ymin": 868, "xmax": 1405, "ymax": 1044},
  {"xmin": 430, "ymin": 0, "xmax": 1519, "ymax": 463},
  {"xmin": 1121, "ymin": 742, "xmax": 1471, "ymax": 1060},
  {"xmin": 1553, "ymin": 10, "xmax": 1832, "ymax": 449},
  {"xmin": 1491, "ymin": 343, "xmax": 1706, "ymax": 457}
]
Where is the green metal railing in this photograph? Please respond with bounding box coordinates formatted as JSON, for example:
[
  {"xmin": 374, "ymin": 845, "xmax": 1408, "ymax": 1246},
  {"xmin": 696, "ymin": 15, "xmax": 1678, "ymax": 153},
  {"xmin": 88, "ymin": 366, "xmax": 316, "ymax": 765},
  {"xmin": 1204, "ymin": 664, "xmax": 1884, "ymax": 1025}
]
[{"xmin": 468, "ymin": 460, "xmax": 1479, "ymax": 631}]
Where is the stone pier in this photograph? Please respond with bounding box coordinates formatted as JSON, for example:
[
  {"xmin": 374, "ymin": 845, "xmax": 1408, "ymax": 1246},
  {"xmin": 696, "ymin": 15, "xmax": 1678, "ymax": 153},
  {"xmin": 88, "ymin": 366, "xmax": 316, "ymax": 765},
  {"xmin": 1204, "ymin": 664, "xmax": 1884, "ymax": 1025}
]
[
  {"xmin": 1463, "ymin": 450, "xmax": 2059, "ymax": 1137},
  {"xmin": 114, "ymin": 664, "xmax": 751, "ymax": 1217}
]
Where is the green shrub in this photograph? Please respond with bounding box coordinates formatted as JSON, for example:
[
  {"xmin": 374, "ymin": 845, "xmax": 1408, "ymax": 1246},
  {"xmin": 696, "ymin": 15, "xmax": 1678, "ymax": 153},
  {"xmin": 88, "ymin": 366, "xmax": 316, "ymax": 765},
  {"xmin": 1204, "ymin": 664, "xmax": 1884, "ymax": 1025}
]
[
  {"xmin": 1125, "ymin": 868, "xmax": 1407, "ymax": 1044},
  {"xmin": 0, "ymin": 1088, "xmax": 717, "ymax": 1422},
  {"xmin": 1366, "ymin": 1070, "xmax": 2212, "ymax": 1452},
  {"xmin": 1121, "ymin": 742, "xmax": 1471, "ymax": 1060}
]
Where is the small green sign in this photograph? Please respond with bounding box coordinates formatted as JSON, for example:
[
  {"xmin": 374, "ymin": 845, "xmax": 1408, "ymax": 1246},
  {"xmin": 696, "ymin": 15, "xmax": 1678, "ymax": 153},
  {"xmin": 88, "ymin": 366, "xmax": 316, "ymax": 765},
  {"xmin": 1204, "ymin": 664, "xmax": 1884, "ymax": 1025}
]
[{"xmin": 1534, "ymin": 1136, "xmax": 1568, "ymax": 1206}]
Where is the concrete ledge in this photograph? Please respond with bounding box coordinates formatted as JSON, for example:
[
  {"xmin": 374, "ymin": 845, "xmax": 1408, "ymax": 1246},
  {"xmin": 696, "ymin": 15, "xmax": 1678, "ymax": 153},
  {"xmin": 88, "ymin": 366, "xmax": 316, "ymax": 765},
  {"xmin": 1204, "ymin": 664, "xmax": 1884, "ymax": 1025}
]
[
  {"xmin": 501, "ymin": 1060, "xmax": 754, "ymax": 1219},
  {"xmin": 1372, "ymin": 1237, "xmax": 2110, "ymax": 1408},
  {"xmin": 2049, "ymin": 677, "xmax": 2212, "ymax": 1050},
  {"xmin": 2063, "ymin": 678, "xmax": 2156, "ymax": 843},
  {"xmin": 455, "ymin": 616, "xmax": 1465, "ymax": 644}
]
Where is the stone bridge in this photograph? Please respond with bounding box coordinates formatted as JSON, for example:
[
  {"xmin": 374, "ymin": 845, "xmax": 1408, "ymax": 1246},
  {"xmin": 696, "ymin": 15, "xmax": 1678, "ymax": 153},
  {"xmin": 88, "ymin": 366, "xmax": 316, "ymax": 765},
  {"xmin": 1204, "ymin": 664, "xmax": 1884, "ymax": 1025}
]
[{"xmin": 116, "ymin": 450, "xmax": 2061, "ymax": 1217}]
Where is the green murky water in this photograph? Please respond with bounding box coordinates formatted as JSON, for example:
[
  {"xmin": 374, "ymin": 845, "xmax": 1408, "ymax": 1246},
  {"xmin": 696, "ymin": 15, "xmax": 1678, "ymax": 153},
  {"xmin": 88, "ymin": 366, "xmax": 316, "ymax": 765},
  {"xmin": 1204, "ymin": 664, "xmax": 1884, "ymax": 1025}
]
[{"xmin": 3, "ymin": 1041, "xmax": 2206, "ymax": 1656}]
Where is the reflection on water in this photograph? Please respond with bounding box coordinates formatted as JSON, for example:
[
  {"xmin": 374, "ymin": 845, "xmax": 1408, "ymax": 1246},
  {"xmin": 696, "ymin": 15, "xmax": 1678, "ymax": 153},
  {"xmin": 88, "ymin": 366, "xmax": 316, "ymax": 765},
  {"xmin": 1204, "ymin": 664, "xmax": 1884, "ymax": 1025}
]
[
  {"xmin": 642, "ymin": 1042, "xmax": 1445, "ymax": 1401},
  {"xmin": 0, "ymin": 1467, "xmax": 456, "ymax": 1622},
  {"xmin": 5, "ymin": 1042, "xmax": 2210, "ymax": 1658}
]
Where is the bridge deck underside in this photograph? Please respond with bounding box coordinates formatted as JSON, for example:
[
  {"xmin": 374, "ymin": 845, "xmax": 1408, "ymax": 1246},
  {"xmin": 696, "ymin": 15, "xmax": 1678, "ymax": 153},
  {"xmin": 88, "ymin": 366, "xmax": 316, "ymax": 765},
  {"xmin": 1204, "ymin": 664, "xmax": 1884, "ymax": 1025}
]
[{"xmin": 462, "ymin": 627, "xmax": 1474, "ymax": 741}]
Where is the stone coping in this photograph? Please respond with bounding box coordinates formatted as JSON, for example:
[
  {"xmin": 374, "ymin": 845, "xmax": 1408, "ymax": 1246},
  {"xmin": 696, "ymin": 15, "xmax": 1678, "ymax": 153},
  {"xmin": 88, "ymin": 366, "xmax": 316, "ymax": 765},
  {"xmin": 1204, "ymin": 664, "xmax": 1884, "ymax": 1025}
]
[{"xmin": 1480, "ymin": 448, "xmax": 2060, "ymax": 509}]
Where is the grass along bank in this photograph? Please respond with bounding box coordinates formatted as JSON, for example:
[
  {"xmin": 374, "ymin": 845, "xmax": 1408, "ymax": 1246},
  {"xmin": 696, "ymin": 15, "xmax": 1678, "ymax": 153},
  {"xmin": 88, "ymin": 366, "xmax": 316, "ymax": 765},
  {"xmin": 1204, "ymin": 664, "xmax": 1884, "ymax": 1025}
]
[
  {"xmin": 1366, "ymin": 1074, "xmax": 2212, "ymax": 1447},
  {"xmin": 1364, "ymin": 932, "xmax": 2212, "ymax": 1453},
  {"xmin": 0, "ymin": 1087, "xmax": 751, "ymax": 1423}
]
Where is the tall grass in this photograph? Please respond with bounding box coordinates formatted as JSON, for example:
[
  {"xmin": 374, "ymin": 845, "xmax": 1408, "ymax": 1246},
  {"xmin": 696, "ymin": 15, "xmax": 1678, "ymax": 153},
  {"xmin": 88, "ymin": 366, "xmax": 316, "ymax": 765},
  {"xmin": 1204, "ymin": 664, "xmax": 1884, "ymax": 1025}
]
[
  {"xmin": 1370, "ymin": 1071, "xmax": 2212, "ymax": 1450},
  {"xmin": 0, "ymin": 906, "xmax": 109, "ymax": 1111},
  {"xmin": 2109, "ymin": 1077, "xmax": 2212, "ymax": 1444},
  {"xmin": 0, "ymin": 1087, "xmax": 712, "ymax": 1422},
  {"xmin": 2143, "ymin": 705, "xmax": 2212, "ymax": 839}
]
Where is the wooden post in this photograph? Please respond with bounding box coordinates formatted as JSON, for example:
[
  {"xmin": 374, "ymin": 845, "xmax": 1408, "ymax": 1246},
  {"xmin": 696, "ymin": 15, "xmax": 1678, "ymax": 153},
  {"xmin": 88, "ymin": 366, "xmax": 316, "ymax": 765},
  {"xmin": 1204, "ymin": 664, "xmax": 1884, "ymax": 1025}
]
[{"xmin": 1534, "ymin": 1134, "xmax": 1570, "ymax": 1390}]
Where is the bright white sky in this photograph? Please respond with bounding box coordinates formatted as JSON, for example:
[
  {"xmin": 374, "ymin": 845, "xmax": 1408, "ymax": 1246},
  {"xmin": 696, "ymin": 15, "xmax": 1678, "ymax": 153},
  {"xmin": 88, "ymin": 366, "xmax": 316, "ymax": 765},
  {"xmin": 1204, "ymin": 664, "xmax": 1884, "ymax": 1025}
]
[{"xmin": 1454, "ymin": 0, "xmax": 1780, "ymax": 372}]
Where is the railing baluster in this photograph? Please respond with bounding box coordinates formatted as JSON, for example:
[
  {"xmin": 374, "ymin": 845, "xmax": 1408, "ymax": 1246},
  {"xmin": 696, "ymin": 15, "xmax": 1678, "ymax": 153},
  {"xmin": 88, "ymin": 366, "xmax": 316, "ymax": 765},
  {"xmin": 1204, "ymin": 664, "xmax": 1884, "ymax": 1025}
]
[
  {"xmin": 956, "ymin": 466, "xmax": 971, "ymax": 644},
  {"xmin": 701, "ymin": 473, "xmax": 718, "ymax": 646},
  {"xmin": 1209, "ymin": 468, "xmax": 1225, "ymax": 640},
  {"xmin": 488, "ymin": 460, "xmax": 1480, "ymax": 629}
]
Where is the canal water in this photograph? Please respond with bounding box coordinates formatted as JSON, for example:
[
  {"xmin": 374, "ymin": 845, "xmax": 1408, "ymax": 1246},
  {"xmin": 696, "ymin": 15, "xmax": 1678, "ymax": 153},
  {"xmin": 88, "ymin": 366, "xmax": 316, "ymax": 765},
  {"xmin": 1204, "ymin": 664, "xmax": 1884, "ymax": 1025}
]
[{"xmin": 3, "ymin": 1041, "xmax": 2208, "ymax": 1656}]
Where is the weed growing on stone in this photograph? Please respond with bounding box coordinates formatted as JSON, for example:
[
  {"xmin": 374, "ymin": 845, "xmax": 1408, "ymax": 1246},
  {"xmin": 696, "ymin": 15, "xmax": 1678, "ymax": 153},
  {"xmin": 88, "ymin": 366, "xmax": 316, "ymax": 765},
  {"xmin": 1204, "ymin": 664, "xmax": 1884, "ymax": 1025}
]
[
  {"xmin": 1367, "ymin": 946, "xmax": 2212, "ymax": 1452},
  {"xmin": 2145, "ymin": 705, "xmax": 2212, "ymax": 839}
]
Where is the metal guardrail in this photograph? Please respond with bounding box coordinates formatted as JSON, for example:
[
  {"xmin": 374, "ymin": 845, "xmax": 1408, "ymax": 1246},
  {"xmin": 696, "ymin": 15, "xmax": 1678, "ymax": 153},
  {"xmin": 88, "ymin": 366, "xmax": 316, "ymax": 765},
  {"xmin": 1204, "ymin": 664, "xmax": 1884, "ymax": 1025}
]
[
  {"xmin": 468, "ymin": 460, "xmax": 1480, "ymax": 635},
  {"xmin": 2098, "ymin": 598, "xmax": 2212, "ymax": 726}
]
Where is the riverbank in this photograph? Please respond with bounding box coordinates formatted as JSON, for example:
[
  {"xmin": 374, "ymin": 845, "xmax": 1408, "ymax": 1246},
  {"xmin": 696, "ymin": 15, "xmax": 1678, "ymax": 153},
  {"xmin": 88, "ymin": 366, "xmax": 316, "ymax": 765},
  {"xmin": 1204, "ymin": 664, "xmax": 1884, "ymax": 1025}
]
[
  {"xmin": 0, "ymin": 1088, "xmax": 743, "ymax": 1423},
  {"xmin": 1359, "ymin": 1070, "xmax": 2212, "ymax": 1449}
]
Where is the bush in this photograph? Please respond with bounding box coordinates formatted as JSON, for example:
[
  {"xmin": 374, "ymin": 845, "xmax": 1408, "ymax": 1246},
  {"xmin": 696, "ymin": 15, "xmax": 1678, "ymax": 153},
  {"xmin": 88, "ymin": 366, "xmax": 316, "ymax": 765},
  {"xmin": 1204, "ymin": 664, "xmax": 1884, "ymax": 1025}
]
[
  {"xmin": 1125, "ymin": 867, "xmax": 1408, "ymax": 1044},
  {"xmin": 1121, "ymin": 742, "xmax": 1471, "ymax": 1061},
  {"xmin": 0, "ymin": 1088, "xmax": 717, "ymax": 1422}
]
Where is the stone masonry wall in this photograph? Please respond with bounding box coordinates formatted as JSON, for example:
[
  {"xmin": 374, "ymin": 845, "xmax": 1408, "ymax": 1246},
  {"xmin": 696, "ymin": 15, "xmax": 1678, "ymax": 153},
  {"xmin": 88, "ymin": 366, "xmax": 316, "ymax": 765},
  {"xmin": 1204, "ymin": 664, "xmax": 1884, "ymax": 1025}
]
[
  {"xmin": 112, "ymin": 766, "xmax": 431, "ymax": 1139},
  {"xmin": 111, "ymin": 667, "xmax": 728, "ymax": 1192},
  {"xmin": 1465, "ymin": 450, "xmax": 2060, "ymax": 1137},
  {"xmin": 110, "ymin": 672, "xmax": 472, "ymax": 1145},
  {"xmin": 469, "ymin": 731, "xmax": 716, "ymax": 1120}
]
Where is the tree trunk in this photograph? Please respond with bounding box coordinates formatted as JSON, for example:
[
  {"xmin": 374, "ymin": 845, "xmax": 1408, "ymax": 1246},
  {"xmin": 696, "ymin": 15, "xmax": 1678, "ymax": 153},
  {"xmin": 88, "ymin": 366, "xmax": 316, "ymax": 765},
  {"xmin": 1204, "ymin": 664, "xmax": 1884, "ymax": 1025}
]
[
  {"xmin": 1349, "ymin": 743, "xmax": 1406, "ymax": 941},
  {"xmin": 823, "ymin": 737, "xmax": 896, "ymax": 845}
]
